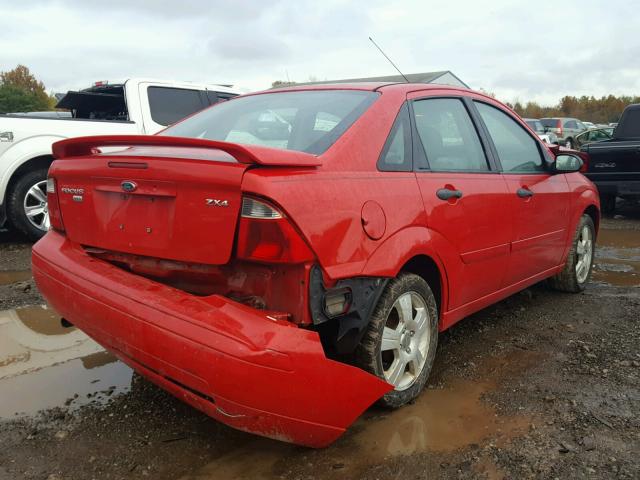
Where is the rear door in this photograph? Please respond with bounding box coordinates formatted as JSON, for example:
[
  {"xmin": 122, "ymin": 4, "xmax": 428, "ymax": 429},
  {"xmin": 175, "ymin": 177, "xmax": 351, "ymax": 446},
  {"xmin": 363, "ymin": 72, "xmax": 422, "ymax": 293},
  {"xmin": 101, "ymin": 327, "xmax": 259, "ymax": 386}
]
[
  {"xmin": 409, "ymin": 93, "xmax": 512, "ymax": 310},
  {"xmin": 472, "ymin": 100, "xmax": 570, "ymax": 286}
]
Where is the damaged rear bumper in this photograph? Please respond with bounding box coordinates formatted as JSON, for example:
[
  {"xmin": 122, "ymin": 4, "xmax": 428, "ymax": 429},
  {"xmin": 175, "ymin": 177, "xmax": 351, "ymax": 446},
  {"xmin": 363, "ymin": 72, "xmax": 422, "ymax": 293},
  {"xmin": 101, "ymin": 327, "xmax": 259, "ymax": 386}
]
[{"xmin": 32, "ymin": 231, "xmax": 391, "ymax": 448}]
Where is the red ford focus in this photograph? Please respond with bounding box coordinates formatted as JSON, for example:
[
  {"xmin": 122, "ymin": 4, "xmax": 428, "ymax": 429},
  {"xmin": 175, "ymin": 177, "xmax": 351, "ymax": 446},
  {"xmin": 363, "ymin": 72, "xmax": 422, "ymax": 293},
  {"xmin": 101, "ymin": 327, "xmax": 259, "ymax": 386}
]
[{"xmin": 33, "ymin": 83, "xmax": 599, "ymax": 447}]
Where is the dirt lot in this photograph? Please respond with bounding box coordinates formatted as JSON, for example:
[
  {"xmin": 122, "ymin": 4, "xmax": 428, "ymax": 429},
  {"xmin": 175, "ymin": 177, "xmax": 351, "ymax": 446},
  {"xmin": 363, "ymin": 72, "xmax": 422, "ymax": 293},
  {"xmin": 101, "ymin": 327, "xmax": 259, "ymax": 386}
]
[{"xmin": 1, "ymin": 204, "xmax": 638, "ymax": 480}]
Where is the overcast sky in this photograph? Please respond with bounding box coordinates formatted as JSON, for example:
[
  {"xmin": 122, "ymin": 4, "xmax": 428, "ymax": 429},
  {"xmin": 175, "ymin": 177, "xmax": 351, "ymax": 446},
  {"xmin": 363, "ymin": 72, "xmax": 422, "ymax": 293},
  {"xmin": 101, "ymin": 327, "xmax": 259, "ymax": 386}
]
[{"xmin": 1, "ymin": 0, "xmax": 637, "ymax": 105}]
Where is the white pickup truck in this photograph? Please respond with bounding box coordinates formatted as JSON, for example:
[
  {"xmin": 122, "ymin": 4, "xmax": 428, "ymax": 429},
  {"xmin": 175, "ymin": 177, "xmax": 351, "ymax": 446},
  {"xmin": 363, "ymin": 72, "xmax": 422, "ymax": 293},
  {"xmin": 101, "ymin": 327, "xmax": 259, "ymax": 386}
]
[{"xmin": 0, "ymin": 78, "xmax": 239, "ymax": 239}]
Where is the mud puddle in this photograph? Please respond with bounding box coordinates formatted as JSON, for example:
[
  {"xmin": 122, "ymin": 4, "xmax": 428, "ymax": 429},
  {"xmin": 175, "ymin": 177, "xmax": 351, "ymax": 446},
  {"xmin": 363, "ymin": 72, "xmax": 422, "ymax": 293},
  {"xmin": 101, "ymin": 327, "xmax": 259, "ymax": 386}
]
[
  {"xmin": 182, "ymin": 351, "xmax": 538, "ymax": 480},
  {"xmin": 0, "ymin": 269, "xmax": 31, "ymax": 286},
  {"xmin": 594, "ymin": 226, "xmax": 640, "ymax": 287},
  {"xmin": 0, "ymin": 305, "xmax": 133, "ymax": 418}
]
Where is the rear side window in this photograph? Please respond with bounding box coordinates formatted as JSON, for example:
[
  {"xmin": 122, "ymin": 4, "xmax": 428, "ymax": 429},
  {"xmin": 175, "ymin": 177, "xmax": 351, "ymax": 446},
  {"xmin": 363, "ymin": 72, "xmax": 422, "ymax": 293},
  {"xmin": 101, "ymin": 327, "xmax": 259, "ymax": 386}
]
[
  {"xmin": 412, "ymin": 98, "xmax": 489, "ymax": 171},
  {"xmin": 148, "ymin": 87, "xmax": 207, "ymax": 126},
  {"xmin": 475, "ymin": 102, "xmax": 544, "ymax": 173},
  {"xmin": 564, "ymin": 120, "xmax": 578, "ymax": 129},
  {"xmin": 541, "ymin": 119, "xmax": 558, "ymax": 128},
  {"xmin": 378, "ymin": 103, "xmax": 412, "ymax": 171}
]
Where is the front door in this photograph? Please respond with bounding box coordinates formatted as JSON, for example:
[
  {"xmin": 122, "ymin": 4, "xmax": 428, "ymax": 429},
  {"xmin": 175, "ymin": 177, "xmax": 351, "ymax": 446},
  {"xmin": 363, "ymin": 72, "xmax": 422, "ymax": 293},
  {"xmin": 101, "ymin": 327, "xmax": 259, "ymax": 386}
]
[
  {"xmin": 409, "ymin": 94, "xmax": 512, "ymax": 310},
  {"xmin": 472, "ymin": 100, "xmax": 570, "ymax": 286}
]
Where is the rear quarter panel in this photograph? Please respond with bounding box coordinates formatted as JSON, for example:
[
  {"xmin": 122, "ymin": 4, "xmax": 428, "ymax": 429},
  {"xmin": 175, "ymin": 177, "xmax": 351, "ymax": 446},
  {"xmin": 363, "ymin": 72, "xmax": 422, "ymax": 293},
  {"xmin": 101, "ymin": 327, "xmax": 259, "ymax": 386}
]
[{"xmin": 240, "ymin": 88, "xmax": 433, "ymax": 282}]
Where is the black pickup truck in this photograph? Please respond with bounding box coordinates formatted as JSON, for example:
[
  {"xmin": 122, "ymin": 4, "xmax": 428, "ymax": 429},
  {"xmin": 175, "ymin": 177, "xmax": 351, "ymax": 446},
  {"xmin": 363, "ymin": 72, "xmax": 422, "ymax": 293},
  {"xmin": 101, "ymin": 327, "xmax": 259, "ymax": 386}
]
[{"xmin": 581, "ymin": 104, "xmax": 640, "ymax": 213}]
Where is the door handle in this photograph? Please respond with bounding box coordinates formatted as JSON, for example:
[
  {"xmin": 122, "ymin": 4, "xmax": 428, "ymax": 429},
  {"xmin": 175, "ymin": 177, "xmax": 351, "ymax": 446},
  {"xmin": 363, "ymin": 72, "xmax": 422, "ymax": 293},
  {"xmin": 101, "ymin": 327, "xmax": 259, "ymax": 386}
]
[
  {"xmin": 436, "ymin": 188, "xmax": 463, "ymax": 201},
  {"xmin": 516, "ymin": 188, "xmax": 534, "ymax": 198}
]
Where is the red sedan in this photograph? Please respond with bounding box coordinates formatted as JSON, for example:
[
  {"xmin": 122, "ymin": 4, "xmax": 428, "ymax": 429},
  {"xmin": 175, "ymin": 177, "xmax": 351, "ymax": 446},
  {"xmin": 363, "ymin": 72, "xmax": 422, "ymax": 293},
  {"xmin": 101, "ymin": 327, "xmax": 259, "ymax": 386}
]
[{"xmin": 33, "ymin": 83, "xmax": 599, "ymax": 447}]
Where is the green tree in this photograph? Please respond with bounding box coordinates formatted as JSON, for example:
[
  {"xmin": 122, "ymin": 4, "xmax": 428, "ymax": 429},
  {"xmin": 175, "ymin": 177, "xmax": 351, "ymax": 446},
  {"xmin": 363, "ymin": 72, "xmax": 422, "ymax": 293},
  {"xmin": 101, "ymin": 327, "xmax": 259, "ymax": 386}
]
[{"xmin": 0, "ymin": 65, "xmax": 51, "ymax": 113}]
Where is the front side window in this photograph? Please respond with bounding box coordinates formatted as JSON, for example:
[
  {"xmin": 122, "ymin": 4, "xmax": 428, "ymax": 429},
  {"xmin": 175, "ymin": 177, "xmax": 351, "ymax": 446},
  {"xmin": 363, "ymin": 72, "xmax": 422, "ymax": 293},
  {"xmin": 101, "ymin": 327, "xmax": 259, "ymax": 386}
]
[
  {"xmin": 148, "ymin": 87, "xmax": 207, "ymax": 126},
  {"xmin": 412, "ymin": 98, "xmax": 489, "ymax": 171},
  {"xmin": 163, "ymin": 90, "xmax": 378, "ymax": 155},
  {"xmin": 475, "ymin": 102, "xmax": 545, "ymax": 173}
]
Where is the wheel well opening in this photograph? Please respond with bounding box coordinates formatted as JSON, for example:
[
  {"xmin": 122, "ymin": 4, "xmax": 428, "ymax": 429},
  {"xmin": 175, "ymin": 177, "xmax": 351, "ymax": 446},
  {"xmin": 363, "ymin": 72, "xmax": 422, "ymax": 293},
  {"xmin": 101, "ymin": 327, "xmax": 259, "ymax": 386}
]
[
  {"xmin": 401, "ymin": 255, "xmax": 443, "ymax": 314},
  {"xmin": 584, "ymin": 204, "xmax": 600, "ymax": 235},
  {"xmin": 6, "ymin": 155, "xmax": 53, "ymax": 197}
]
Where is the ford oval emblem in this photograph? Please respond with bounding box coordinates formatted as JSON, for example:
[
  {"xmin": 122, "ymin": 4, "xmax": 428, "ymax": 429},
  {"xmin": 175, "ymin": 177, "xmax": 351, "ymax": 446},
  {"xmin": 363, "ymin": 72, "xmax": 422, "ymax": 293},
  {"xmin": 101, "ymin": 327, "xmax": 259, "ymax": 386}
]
[{"xmin": 121, "ymin": 180, "xmax": 137, "ymax": 193}]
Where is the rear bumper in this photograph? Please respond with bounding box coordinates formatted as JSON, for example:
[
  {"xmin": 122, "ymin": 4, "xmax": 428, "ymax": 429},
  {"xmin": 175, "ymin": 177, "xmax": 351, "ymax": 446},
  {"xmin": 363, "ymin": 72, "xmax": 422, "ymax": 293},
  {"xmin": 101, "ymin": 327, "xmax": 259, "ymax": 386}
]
[{"xmin": 32, "ymin": 231, "xmax": 390, "ymax": 447}]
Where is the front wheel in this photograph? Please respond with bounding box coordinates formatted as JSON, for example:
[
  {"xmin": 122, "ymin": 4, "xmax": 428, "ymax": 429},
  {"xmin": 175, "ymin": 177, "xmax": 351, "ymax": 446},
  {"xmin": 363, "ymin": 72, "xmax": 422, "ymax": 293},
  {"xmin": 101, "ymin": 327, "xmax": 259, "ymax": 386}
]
[
  {"xmin": 6, "ymin": 168, "xmax": 50, "ymax": 241},
  {"xmin": 548, "ymin": 214, "xmax": 595, "ymax": 293},
  {"xmin": 355, "ymin": 273, "xmax": 438, "ymax": 408}
]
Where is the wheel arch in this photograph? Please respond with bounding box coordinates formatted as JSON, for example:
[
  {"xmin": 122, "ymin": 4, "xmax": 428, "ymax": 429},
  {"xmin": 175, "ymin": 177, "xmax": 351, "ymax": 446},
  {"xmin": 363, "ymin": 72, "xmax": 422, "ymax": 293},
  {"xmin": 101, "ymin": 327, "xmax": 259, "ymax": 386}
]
[
  {"xmin": 400, "ymin": 255, "xmax": 444, "ymax": 317},
  {"xmin": 0, "ymin": 134, "xmax": 64, "ymax": 205},
  {"xmin": 6, "ymin": 154, "xmax": 54, "ymax": 198},
  {"xmin": 583, "ymin": 204, "xmax": 600, "ymax": 236}
]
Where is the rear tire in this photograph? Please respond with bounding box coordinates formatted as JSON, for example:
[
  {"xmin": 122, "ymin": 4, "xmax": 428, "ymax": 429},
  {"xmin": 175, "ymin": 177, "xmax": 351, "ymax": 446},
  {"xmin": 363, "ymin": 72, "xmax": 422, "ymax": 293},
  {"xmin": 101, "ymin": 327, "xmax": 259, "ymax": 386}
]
[
  {"xmin": 7, "ymin": 168, "xmax": 50, "ymax": 241},
  {"xmin": 355, "ymin": 273, "xmax": 438, "ymax": 408},
  {"xmin": 548, "ymin": 214, "xmax": 595, "ymax": 293},
  {"xmin": 601, "ymin": 194, "xmax": 616, "ymax": 215}
]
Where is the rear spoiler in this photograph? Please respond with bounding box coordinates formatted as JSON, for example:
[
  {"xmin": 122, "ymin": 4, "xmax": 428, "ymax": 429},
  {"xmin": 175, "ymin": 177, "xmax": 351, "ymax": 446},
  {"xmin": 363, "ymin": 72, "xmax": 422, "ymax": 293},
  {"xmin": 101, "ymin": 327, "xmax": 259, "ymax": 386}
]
[{"xmin": 52, "ymin": 135, "xmax": 322, "ymax": 167}]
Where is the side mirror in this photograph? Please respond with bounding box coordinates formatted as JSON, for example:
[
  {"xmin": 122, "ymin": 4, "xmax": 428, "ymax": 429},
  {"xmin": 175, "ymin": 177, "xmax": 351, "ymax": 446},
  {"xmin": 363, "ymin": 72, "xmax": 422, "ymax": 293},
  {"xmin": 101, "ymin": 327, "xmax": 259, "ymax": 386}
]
[{"xmin": 552, "ymin": 154, "xmax": 583, "ymax": 173}]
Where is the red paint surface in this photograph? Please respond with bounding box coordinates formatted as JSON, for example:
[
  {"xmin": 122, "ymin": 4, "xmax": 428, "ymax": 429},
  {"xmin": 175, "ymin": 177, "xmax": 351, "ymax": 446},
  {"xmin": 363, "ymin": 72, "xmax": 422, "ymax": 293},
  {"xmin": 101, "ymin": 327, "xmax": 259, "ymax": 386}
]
[{"xmin": 36, "ymin": 82, "xmax": 600, "ymax": 447}]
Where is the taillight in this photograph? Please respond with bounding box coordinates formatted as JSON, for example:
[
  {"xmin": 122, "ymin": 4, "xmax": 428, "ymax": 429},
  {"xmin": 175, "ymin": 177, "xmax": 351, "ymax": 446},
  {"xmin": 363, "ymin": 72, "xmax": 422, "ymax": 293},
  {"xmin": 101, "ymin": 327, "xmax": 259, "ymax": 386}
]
[
  {"xmin": 557, "ymin": 120, "xmax": 563, "ymax": 137},
  {"xmin": 236, "ymin": 197, "xmax": 314, "ymax": 263},
  {"xmin": 46, "ymin": 177, "xmax": 65, "ymax": 232}
]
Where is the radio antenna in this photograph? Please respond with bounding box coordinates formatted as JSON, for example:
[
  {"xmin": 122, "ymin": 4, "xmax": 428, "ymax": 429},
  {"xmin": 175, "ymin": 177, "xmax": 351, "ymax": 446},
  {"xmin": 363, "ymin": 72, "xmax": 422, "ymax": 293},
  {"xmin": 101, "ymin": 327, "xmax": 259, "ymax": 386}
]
[{"xmin": 369, "ymin": 36, "xmax": 409, "ymax": 83}]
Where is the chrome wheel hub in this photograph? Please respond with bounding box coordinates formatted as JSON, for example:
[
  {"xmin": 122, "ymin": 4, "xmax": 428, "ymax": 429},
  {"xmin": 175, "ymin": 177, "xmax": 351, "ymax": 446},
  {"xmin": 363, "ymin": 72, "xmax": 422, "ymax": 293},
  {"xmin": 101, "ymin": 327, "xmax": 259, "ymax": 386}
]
[
  {"xmin": 24, "ymin": 180, "xmax": 50, "ymax": 232},
  {"xmin": 575, "ymin": 225, "xmax": 593, "ymax": 283},
  {"xmin": 380, "ymin": 291, "xmax": 430, "ymax": 391}
]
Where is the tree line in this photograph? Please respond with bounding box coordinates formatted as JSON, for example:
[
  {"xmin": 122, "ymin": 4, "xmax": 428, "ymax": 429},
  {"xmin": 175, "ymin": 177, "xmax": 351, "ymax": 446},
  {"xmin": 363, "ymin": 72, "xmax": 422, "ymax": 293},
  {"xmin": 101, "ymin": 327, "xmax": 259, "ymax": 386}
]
[
  {"xmin": 0, "ymin": 65, "xmax": 56, "ymax": 113},
  {"xmin": 506, "ymin": 95, "xmax": 640, "ymax": 124}
]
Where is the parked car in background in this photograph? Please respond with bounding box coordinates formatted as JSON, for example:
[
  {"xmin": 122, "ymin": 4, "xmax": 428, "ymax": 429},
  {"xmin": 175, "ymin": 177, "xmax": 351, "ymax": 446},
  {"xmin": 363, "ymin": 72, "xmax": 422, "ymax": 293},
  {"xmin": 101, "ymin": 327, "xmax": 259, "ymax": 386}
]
[
  {"xmin": 574, "ymin": 127, "xmax": 615, "ymax": 148},
  {"xmin": 581, "ymin": 104, "xmax": 640, "ymax": 214},
  {"xmin": 34, "ymin": 83, "xmax": 599, "ymax": 447},
  {"xmin": 540, "ymin": 117, "xmax": 587, "ymax": 148},
  {"xmin": 524, "ymin": 118, "xmax": 558, "ymax": 144},
  {"xmin": 0, "ymin": 78, "xmax": 239, "ymax": 240}
]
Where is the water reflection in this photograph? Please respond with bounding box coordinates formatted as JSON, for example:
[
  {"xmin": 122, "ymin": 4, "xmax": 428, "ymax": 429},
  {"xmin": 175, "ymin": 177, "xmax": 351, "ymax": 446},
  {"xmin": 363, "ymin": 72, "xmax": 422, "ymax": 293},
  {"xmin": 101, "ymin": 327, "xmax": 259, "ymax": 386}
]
[{"xmin": 0, "ymin": 305, "xmax": 133, "ymax": 418}]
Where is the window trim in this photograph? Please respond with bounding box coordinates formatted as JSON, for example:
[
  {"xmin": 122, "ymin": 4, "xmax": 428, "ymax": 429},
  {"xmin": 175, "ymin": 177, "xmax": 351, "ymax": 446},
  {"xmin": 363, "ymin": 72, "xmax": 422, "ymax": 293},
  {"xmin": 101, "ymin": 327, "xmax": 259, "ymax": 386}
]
[
  {"xmin": 470, "ymin": 100, "xmax": 551, "ymax": 175},
  {"xmin": 377, "ymin": 102, "xmax": 413, "ymax": 172},
  {"xmin": 409, "ymin": 95, "xmax": 500, "ymax": 174}
]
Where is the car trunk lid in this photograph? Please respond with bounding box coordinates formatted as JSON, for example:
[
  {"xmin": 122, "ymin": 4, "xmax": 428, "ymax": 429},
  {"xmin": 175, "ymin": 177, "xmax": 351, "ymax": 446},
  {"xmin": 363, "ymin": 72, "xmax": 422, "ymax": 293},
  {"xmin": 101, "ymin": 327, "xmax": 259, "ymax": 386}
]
[{"xmin": 49, "ymin": 135, "xmax": 319, "ymax": 265}]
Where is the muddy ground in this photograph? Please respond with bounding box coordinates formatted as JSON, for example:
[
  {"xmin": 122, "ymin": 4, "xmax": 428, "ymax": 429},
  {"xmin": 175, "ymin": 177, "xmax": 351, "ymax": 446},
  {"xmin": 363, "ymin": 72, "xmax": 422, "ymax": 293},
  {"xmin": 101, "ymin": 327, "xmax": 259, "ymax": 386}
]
[{"xmin": 0, "ymin": 204, "xmax": 638, "ymax": 480}]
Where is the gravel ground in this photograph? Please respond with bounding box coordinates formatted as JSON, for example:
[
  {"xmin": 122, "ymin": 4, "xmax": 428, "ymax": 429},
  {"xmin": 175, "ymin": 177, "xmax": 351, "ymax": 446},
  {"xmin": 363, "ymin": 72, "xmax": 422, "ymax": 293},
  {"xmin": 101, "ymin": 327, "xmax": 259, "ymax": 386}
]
[{"xmin": 0, "ymin": 204, "xmax": 638, "ymax": 480}]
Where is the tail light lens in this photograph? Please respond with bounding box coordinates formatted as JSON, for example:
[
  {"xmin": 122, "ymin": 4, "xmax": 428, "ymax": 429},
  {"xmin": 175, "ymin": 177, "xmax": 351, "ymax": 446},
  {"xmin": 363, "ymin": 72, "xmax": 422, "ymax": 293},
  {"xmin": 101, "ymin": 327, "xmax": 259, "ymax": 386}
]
[
  {"xmin": 46, "ymin": 177, "xmax": 65, "ymax": 232},
  {"xmin": 557, "ymin": 120, "xmax": 563, "ymax": 137},
  {"xmin": 236, "ymin": 197, "xmax": 314, "ymax": 263}
]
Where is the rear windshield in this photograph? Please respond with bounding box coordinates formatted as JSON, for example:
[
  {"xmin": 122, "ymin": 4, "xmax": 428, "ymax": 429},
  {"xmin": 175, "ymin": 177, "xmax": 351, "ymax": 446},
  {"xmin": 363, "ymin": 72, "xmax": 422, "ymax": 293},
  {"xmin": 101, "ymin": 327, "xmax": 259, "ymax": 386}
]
[
  {"xmin": 540, "ymin": 118, "xmax": 559, "ymax": 128},
  {"xmin": 615, "ymin": 107, "xmax": 640, "ymax": 139},
  {"xmin": 162, "ymin": 90, "xmax": 379, "ymax": 155}
]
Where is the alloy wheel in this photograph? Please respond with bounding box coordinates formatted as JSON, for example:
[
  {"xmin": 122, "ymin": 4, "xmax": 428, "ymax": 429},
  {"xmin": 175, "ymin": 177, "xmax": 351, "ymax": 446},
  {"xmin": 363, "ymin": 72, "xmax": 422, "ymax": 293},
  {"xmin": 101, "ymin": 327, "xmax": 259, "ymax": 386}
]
[
  {"xmin": 23, "ymin": 180, "xmax": 50, "ymax": 232},
  {"xmin": 380, "ymin": 291, "xmax": 431, "ymax": 391},
  {"xmin": 575, "ymin": 225, "xmax": 593, "ymax": 283}
]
